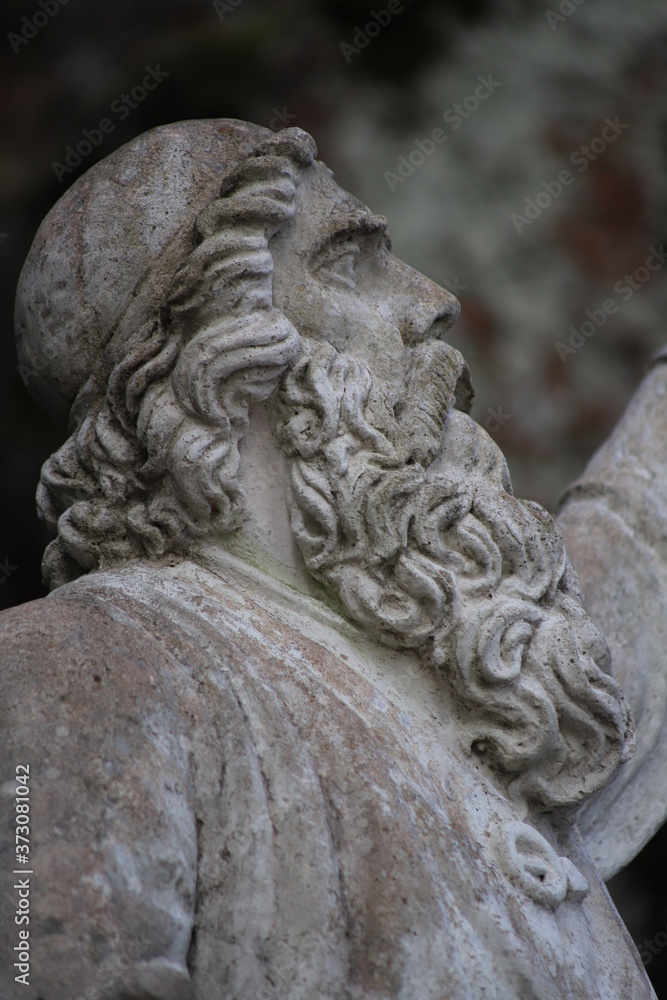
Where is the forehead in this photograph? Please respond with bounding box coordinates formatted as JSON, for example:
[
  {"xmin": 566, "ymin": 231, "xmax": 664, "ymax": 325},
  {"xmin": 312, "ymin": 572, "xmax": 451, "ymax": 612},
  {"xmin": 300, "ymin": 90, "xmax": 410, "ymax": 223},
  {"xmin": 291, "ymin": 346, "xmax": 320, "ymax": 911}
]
[{"xmin": 292, "ymin": 160, "xmax": 388, "ymax": 254}]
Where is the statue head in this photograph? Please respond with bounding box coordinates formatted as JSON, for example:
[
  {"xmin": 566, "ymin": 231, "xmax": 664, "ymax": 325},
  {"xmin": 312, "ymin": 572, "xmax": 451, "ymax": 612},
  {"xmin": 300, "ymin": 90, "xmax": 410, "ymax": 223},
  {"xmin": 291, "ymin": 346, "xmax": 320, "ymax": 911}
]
[
  {"xmin": 16, "ymin": 119, "xmax": 466, "ymax": 587},
  {"xmin": 16, "ymin": 119, "xmax": 633, "ymax": 813}
]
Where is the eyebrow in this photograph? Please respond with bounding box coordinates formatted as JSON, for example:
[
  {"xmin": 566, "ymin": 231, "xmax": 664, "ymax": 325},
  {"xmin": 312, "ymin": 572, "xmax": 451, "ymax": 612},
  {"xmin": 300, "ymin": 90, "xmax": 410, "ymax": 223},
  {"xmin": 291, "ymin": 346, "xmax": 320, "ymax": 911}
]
[
  {"xmin": 328, "ymin": 212, "xmax": 388, "ymax": 240},
  {"xmin": 311, "ymin": 211, "xmax": 389, "ymax": 259}
]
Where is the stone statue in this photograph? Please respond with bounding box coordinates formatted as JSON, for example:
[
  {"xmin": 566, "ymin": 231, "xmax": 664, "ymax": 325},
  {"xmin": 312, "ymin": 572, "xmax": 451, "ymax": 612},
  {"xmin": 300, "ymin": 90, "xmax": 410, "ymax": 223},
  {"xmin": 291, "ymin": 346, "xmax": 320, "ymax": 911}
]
[{"xmin": 2, "ymin": 119, "xmax": 664, "ymax": 998}]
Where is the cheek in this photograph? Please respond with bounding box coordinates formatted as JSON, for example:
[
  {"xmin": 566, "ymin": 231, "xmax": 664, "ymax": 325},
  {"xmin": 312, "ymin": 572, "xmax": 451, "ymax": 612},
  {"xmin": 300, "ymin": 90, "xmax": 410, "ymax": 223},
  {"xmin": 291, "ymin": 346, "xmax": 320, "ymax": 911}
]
[
  {"xmin": 274, "ymin": 277, "xmax": 407, "ymax": 392},
  {"xmin": 273, "ymin": 275, "xmax": 348, "ymax": 349}
]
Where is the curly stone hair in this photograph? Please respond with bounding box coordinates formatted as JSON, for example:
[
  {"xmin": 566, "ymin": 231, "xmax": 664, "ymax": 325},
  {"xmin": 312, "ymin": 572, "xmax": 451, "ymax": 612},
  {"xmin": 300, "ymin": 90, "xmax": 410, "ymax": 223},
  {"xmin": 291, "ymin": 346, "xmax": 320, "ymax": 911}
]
[{"xmin": 37, "ymin": 129, "xmax": 315, "ymax": 590}]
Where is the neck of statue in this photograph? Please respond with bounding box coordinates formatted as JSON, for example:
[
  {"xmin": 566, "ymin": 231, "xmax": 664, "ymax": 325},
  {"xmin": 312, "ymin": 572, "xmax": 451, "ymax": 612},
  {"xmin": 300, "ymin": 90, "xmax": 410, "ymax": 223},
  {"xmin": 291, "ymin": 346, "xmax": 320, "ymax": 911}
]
[{"xmin": 200, "ymin": 401, "xmax": 318, "ymax": 598}]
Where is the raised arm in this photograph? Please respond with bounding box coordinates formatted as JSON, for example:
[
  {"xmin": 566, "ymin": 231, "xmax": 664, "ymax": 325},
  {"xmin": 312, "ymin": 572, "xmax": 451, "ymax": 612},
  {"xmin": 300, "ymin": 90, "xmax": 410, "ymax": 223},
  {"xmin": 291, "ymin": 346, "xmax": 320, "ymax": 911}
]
[{"xmin": 557, "ymin": 357, "xmax": 667, "ymax": 879}]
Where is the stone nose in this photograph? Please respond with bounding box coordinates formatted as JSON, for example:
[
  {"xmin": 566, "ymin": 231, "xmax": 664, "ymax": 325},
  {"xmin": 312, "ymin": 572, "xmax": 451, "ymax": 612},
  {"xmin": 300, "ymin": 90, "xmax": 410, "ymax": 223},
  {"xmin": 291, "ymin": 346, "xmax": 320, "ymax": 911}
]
[{"xmin": 384, "ymin": 256, "xmax": 460, "ymax": 345}]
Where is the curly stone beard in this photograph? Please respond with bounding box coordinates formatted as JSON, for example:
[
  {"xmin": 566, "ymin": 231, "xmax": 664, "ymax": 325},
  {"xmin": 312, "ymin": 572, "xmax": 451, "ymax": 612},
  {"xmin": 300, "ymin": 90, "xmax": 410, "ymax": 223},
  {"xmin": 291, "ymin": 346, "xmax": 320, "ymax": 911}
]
[{"xmin": 272, "ymin": 335, "xmax": 634, "ymax": 812}]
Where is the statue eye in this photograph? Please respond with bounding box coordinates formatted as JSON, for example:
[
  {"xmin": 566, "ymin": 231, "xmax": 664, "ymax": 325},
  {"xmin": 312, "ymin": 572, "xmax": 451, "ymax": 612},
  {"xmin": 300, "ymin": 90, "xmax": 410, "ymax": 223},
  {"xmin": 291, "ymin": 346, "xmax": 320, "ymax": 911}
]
[{"xmin": 315, "ymin": 242, "xmax": 360, "ymax": 290}]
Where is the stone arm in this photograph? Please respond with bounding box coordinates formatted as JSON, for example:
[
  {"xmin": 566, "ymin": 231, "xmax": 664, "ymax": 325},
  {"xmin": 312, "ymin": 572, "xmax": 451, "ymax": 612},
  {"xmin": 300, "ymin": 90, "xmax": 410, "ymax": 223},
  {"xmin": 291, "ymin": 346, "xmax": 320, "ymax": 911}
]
[
  {"xmin": 557, "ymin": 359, "xmax": 667, "ymax": 880},
  {"xmin": 0, "ymin": 591, "xmax": 197, "ymax": 1000}
]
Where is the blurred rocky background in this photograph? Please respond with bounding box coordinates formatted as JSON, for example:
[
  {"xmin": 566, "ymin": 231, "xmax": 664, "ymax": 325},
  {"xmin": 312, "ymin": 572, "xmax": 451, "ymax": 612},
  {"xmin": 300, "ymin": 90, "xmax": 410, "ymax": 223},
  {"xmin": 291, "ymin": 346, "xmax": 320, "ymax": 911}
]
[{"xmin": 2, "ymin": 0, "xmax": 667, "ymax": 991}]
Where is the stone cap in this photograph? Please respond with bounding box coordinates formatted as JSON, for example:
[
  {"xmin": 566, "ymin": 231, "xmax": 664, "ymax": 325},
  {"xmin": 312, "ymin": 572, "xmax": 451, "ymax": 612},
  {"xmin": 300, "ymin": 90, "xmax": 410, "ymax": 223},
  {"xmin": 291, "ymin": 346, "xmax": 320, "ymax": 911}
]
[{"xmin": 14, "ymin": 118, "xmax": 276, "ymax": 425}]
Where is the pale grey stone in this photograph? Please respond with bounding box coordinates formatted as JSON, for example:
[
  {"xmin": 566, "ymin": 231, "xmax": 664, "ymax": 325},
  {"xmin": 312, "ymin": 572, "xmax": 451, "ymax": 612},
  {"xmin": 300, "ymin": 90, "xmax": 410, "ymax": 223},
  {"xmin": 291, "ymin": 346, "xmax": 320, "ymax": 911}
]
[{"xmin": 2, "ymin": 119, "xmax": 661, "ymax": 998}]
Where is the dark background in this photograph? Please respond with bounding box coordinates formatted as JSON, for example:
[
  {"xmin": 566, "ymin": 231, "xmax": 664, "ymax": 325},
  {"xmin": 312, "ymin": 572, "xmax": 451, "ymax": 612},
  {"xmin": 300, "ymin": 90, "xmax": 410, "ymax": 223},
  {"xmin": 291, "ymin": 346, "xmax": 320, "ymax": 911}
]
[{"xmin": 1, "ymin": 0, "xmax": 667, "ymax": 992}]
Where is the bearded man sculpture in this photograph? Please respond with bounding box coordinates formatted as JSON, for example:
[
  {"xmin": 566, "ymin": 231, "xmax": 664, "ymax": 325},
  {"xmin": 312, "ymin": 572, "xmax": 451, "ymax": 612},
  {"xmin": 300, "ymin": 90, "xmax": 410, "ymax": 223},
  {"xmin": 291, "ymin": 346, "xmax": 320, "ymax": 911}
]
[{"xmin": 2, "ymin": 119, "xmax": 666, "ymax": 999}]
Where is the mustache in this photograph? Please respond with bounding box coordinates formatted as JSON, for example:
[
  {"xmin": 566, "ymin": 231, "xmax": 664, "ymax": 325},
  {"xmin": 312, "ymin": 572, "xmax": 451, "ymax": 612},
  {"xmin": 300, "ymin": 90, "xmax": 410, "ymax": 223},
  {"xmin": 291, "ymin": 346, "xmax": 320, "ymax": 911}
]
[{"xmin": 276, "ymin": 336, "xmax": 472, "ymax": 466}]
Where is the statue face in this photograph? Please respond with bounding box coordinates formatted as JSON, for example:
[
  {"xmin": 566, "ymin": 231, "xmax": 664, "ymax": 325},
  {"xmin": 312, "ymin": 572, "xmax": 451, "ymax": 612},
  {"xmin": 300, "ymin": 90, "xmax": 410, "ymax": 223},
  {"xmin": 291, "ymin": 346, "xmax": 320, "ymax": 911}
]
[
  {"xmin": 269, "ymin": 162, "xmax": 460, "ymax": 391},
  {"xmin": 267, "ymin": 155, "xmax": 632, "ymax": 810}
]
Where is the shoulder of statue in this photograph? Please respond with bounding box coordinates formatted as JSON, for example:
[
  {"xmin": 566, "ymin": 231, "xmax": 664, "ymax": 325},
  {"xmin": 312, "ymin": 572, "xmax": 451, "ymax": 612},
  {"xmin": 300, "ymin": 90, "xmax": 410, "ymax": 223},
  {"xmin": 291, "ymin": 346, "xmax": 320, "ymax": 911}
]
[{"xmin": 0, "ymin": 577, "xmax": 190, "ymax": 693}]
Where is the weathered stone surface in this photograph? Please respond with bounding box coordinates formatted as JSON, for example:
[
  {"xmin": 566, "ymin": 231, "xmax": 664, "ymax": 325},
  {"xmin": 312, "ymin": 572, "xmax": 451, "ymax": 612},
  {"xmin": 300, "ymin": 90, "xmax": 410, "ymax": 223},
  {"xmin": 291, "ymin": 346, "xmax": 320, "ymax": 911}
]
[
  {"xmin": 1, "ymin": 119, "xmax": 661, "ymax": 998},
  {"xmin": 1, "ymin": 559, "xmax": 652, "ymax": 998},
  {"xmin": 558, "ymin": 363, "xmax": 667, "ymax": 879}
]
